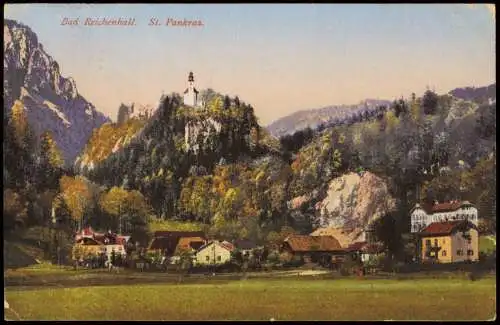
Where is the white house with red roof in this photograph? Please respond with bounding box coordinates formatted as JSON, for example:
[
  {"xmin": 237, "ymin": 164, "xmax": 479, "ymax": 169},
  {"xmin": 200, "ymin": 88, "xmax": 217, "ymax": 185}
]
[
  {"xmin": 195, "ymin": 240, "xmax": 235, "ymax": 265},
  {"xmin": 74, "ymin": 227, "xmax": 131, "ymax": 260},
  {"xmin": 410, "ymin": 200, "xmax": 478, "ymax": 233}
]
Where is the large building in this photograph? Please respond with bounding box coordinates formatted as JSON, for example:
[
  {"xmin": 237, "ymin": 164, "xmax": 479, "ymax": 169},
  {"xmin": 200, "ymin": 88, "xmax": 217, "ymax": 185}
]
[
  {"xmin": 419, "ymin": 220, "xmax": 479, "ymax": 263},
  {"xmin": 183, "ymin": 71, "xmax": 202, "ymax": 107},
  {"xmin": 410, "ymin": 200, "xmax": 478, "ymax": 233}
]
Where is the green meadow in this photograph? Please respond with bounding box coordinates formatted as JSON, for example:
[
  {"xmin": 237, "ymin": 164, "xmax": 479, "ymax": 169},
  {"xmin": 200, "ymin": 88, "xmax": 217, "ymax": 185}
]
[{"xmin": 5, "ymin": 277, "xmax": 496, "ymax": 321}]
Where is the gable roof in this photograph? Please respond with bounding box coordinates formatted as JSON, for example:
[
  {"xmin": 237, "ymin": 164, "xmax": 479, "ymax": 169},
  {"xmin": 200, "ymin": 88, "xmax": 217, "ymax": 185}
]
[
  {"xmin": 347, "ymin": 241, "xmax": 384, "ymax": 254},
  {"xmin": 431, "ymin": 201, "xmax": 463, "ymax": 213},
  {"xmin": 420, "ymin": 220, "xmax": 477, "ymax": 236},
  {"xmin": 198, "ymin": 240, "xmax": 235, "ymax": 253},
  {"xmin": 176, "ymin": 237, "xmax": 206, "ymax": 252},
  {"xmin": 150, "ymin": 231, "xmax": 206, "ymax": 254},
  {"xmin": 412, "ymin": 201, "xmax": 476, "ymax": 214},
  {"xmin": 283, "ymin": 235, "xmax": 343, "ymax": 252},
  {"xmin": 149, "ymin": 237, "xmax": 174, "ymax": 251},
  {"xmin": 220, "ymin": 241, "xmax": 235, "ymax": 251}
]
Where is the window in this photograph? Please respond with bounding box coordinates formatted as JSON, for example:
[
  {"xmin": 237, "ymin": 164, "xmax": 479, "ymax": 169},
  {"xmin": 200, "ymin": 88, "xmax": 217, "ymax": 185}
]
[
  {"xmin": 457, "ymin": 249, "xmax": 463, "ymax": 256},
  {"xmin": 442, "ymin": 250, "xmax": 447, "ymax": 257},
  {"xmin": 442, "ymin": 239, "xmax": 446, "ymax": 244},
  {"xmin": 425, "ymin": 239, "xmax": 431, "ymax": 247},
  {"xmin": 434, "ymin": 239, "xmax": 438, "ymax": 246},
  {"xmin": 217, "ymin": 256, "xmax": 221, "ymax": 261},
  {"xmin": 467, "ymin": 250, "xmax": 474, "ymax": 256},
  {"xmin": 205, "ymin": 256, "xmax": 210, "ymax": 261}
]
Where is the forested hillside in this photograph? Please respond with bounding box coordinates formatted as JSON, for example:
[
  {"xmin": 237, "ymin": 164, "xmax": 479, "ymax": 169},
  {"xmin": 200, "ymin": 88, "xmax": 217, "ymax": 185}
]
[
  {"xmin": 5, "ymin": 84, "xmax": 496, "ymax": 258},
  {"xmin": 284, "ymin": 88, "xmax": 496, "ymax": 258}
]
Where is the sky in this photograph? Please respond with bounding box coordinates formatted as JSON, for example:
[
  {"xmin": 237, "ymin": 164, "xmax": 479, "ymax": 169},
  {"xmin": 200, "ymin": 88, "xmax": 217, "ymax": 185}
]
[{"xmin": 4, "ymin": 4, "xmax": 496, "ymax": 125}]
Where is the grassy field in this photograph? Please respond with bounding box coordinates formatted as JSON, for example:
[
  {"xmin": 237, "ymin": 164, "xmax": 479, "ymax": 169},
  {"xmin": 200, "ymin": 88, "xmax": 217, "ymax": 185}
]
[
  {"xmin": 147, "ymin": 219, "xmax": 204, "ymax": 233},
  {"xmin": 5, "ymin": 277, "xmax": 496, "ymax": 321},
  {"xmin": 480, "ymin": 235, "xmax": 496, "ymax": 254}
]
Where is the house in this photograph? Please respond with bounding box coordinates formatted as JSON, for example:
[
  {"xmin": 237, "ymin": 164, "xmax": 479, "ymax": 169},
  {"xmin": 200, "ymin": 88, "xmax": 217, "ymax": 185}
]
[
  {"xmin": 72, "ymin": 237, "xmax": 105, "ymax": 260},
  {"xmin": 419, "ymin": 220, "xmax": 479, "ymax": 263},
  {"xmin": 149, "ymin": 231, "xmax": 206, "ymax": 256},
  {"xmin": 73, "ymin": 234, "xmax": 128, "ymax": 262},
  {"xmin": 280, "ymin": 235, "xmax": 346, "ymax": 265},
  {"xmin": 410, "ymin": 200, "xmax": 478, "ymax": 233},
  {"xmin": 195, "ymin": 240, "xmax": 235, "ymax": 265},
  {"xmin": 347, "ymin": 241, "xmax": 384, "ymax": 263},
  {"xmin": 233, "ymin": 239, "xmax": 258, "ymax": 256}
]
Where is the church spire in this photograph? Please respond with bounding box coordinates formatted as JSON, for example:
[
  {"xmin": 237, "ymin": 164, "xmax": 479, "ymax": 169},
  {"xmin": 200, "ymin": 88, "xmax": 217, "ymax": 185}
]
[{"xmin": 188, "ymin": 71, "xmax": 194, "ymax": 82}]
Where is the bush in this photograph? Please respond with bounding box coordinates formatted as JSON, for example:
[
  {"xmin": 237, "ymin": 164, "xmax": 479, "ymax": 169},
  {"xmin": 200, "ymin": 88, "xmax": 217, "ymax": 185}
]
[
  {"xmin": 266, "ymin": 251, "xmax": 280, "ymax": 264},
  {"xmin": 340, "ymin": 255, "xmax": 361, "ymax": 276}
]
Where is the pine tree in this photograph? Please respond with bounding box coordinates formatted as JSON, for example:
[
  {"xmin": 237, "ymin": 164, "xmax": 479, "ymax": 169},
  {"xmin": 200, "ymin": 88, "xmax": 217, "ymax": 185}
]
[{"xmin": 37, "ymin": 131, "xmax": 64, "ymax": 190}]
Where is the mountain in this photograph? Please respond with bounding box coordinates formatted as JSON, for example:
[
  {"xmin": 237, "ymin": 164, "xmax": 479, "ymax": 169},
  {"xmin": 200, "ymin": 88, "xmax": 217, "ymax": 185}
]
[
  {"xmin": 266, "ymin": 99, "xmax": 391, "ymax": 138},
  {"xmin": 267, "ymin": 83, "xmax": 496, "ymax": 139},
  {"xmin": 448, "ymin": 83, "xmax": 496, "ymax": 105},
  {"xmin": 3, "ymin": 19, "xmax": 110, "ymax": 165}
]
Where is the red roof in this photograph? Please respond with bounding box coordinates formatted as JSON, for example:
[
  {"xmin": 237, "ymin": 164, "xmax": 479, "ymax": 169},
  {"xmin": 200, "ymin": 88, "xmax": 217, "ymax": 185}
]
[
  {"xmin": 347, "ymin": 241, "xmax": 384, "ymax": 254},
  {"xmin": 220, "ymin": 241, "xmax": 235, "ymax": 252},
  {"xmin": 420, "ymin": 220, "xmax": 476, "ymax": 236},
  {"xmin": 431, "ymin": 201, "xmax": 463, "ymax": 213},
  {"xmin": 81, "ymin": 227, "xmax": 95, "ymax": 236},
  {"xmin": 176, "ymin": 237, "xmax": 206, "ymax": 251},
  {"xmin": 115, "ymin": 237, "xmax": 127, "ymax": 246},
  {"xmin": 198, "ymin": 241, "xmax": 235, "ymax": 252},
  {"xmin": 415, "ymin": 200, "xmax": 475, "ymax": 214}
]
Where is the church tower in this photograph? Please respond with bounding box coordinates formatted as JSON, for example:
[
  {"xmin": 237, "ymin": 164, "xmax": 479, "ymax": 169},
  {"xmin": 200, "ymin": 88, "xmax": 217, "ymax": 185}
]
[{"xmin": 183, "ymin": 71, "xmax": 199, "ymax": 107}]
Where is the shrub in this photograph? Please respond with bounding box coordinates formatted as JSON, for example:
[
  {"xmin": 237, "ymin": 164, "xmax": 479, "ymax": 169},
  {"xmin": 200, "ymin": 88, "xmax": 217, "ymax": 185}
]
[
  {"xmin": 340, "ymin": 255, "xmax": 361, "ymax": 276},
  {"xmin": 266, "ymin": 251, "xmax": 280, "ymax": 264}
]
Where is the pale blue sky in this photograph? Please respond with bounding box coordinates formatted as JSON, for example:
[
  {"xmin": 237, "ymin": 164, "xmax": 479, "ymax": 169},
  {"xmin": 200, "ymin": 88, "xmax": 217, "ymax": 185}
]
[{"xmin": 4, "ymin": 4, "xmax": 496, "ymax": 124}]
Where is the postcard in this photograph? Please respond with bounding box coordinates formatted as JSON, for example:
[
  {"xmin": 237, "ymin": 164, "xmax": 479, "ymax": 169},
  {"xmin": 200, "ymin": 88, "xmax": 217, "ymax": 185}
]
[{"xmin": 3, "ymin": 3, "xmax": 496, "ymax": 321}]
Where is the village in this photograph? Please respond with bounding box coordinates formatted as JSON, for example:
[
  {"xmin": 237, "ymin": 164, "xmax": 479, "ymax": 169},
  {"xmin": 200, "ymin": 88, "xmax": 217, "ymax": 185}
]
[
  {"xmin": 4, "ymin": 5, "xmax": 496, "ymax": 320},
  {"xmin": 71, "ymin": 199, "xmax": 488, "ymax": 276}
]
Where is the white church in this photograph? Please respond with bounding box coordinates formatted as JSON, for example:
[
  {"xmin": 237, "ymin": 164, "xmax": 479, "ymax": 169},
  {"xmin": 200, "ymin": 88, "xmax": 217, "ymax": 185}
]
[
  {"xmin": 410, "ymin": 200, "xmax": 479, "ymax": 233},
  {"xmin": 183, "ymin": 71, "xmax": 203, "ymax": 108}
]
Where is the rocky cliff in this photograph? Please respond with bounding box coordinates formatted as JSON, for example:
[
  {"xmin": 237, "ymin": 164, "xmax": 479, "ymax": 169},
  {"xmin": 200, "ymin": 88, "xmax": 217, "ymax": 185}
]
[
  {"xmin": 3, "ymin": 19, "xmax": 109, "ymax": 165},
  {"xmin": 308, "ymin": 171, "xmax": 396, "ymax": 247}
]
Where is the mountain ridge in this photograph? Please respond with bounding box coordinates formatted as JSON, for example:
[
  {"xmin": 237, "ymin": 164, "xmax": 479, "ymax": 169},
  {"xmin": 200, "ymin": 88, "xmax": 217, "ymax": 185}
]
[
  {"xmin": 3, "ymin": 19, "xmax": 110, "ymax": 165},
  {"xmin": 266, "ymin": 84, "xmax": 496, "ymax": 138}
]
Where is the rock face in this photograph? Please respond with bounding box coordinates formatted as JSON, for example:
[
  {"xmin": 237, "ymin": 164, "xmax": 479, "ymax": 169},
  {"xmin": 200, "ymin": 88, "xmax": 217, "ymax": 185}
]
[
  {"xmin": 311, "ymin": 171, "xmax": 396, "ymax": 247},
  {"xmin": 184, "ymin": 117, "xmax": 222, "ymax": 153},
  {"xmin": 3, "ymin": 19, "xmax": 109, "ymax": 165}
]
